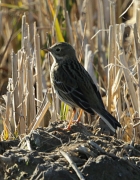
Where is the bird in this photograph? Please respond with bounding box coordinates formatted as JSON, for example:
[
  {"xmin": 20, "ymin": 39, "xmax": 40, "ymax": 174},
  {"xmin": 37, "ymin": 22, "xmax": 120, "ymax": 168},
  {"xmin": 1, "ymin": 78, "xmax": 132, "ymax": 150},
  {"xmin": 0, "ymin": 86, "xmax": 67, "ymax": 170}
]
[{"xmin": 44, "ymin": 42, "xmax": 121, "ymax": 132}]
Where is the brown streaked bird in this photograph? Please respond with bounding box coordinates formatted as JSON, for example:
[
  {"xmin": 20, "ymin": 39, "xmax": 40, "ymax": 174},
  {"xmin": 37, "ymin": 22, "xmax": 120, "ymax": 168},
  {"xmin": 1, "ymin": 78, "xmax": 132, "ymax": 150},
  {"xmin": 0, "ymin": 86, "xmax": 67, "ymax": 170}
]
[{"xmin": 44, "ymin": 42, "xmax": 121, "ymax": 131}]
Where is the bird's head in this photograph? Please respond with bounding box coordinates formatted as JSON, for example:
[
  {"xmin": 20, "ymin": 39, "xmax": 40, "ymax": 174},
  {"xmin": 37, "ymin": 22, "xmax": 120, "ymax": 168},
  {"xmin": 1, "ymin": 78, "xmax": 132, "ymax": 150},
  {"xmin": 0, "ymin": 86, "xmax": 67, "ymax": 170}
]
[{"xmin": 43, "ymin": 42, "xmax": 76, "ymax": 63}]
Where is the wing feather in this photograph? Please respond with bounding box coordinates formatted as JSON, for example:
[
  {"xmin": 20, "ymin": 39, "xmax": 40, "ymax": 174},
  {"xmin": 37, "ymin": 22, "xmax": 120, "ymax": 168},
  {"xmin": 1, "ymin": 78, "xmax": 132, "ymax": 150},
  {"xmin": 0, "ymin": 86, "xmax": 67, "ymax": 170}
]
[{"xmin": 54, "ymin": 79, "xmax": 94, "ymax": 114}]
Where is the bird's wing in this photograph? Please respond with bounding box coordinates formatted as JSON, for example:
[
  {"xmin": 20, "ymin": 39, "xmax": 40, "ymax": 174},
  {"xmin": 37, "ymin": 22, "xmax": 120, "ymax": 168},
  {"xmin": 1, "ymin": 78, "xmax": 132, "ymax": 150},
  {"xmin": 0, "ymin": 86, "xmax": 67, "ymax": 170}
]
[
  {"xmin": 53, "ymin": 76, "xmax": 94, "ymax": 114},
  {"xmin": 63, "ymin": 60, "xmax": 105, "ymax": 109},
  {"xmin": 84, "ymin": 68, "xmax": 105, "ymax": 108},
  {"xmin": 53, "ymin": 61, "xmax": 105, "ymax": 114}
]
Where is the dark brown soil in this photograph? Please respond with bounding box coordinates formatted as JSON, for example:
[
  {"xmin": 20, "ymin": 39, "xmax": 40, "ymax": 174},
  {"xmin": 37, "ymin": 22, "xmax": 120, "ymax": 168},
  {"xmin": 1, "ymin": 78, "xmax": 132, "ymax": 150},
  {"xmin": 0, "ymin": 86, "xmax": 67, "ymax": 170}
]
[{"xmin": 0, "ymin": 121, "xmax": 140, "ymax": 180}]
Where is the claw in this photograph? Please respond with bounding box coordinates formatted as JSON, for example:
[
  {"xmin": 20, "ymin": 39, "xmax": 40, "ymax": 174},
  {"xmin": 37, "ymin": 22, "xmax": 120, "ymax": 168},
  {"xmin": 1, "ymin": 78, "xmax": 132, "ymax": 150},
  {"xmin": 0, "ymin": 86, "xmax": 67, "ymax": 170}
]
[
  {"xmin": 60, "ymin": 109, "xmax": 83, "ymax": 131},
  {"xmin": 62, "ymin": 125, "xmax": 71, "ymax": 131}
]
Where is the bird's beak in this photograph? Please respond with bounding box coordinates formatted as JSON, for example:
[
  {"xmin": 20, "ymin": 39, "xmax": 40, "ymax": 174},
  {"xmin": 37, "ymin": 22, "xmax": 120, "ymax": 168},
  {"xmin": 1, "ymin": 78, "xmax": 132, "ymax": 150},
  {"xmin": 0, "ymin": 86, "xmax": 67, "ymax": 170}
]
[{"xmin": 41, "ymin": 47, "xmax": 51, "ymax": 53}]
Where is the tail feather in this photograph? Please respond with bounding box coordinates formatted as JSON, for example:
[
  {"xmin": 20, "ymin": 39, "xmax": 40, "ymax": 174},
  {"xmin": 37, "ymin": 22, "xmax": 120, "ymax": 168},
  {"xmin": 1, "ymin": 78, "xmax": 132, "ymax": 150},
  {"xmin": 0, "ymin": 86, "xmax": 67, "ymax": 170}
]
[{"xmin": 94, "ymin": 109, "xmax": 121, "ymax": 132}]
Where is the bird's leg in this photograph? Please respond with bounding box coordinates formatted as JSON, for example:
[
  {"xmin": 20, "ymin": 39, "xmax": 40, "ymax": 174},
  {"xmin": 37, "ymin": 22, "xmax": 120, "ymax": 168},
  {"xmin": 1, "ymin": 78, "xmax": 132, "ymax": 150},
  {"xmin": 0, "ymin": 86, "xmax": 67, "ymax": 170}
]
[
  {"xmin": 74, "ymin": 109, "xmax": 83, "ymax": 123},
  {"xmin": 63, "ymin": 108, "xmax": 76, "ymax": 130}
]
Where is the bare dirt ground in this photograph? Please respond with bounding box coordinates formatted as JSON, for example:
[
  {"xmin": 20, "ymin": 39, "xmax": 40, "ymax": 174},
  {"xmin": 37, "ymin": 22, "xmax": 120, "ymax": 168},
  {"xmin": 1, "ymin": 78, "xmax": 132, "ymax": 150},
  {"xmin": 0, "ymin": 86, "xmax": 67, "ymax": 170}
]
[{"xmin": 0, "ymin": 121, "xmax": 140, "ymax": 180}]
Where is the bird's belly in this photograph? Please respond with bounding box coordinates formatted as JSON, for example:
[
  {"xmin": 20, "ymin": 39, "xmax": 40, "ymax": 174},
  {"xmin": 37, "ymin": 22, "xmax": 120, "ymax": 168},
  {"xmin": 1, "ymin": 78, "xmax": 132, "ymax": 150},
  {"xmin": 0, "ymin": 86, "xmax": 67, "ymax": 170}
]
[{"xmin": 55, "ymin": 89, "xmax": 78, "ymax": 108}]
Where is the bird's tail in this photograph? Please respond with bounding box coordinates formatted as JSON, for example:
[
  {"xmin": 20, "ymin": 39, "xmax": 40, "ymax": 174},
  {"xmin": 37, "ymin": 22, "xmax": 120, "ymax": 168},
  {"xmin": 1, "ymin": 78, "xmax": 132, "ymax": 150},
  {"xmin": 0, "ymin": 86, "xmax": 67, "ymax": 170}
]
[{"xmin": 94, "ymin": 109, "xmax": 121, "ymax": 132}]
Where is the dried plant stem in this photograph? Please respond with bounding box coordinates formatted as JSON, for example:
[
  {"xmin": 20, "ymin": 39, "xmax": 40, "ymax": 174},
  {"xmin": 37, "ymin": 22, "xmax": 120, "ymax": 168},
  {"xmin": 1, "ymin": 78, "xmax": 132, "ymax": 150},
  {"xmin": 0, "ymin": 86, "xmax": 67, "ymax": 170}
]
[
  {"xmin": 65, "ymin": 11, "xmax": 74, "ymax": 45},
  {"xmin": 5, "ymin": 92, "xmax": 11, "ymax": 131},
  {"xmin": 134, "ymin": 22, "xmax": 140, "ymax": 117},
  {"xmin": 18, "ymin": 51, "xmax": 26, "ymax": 134},
  {"xmin": 30, "ymin": 101, "xmax": 51, "ymax": 132},
  {"xmin": 27, "ymin": 56, "xmax": 35, "ymax": 125},
  {"xmin": 21, "ymin": 14, "xmax": 26, "ymax": 48},
  {"xmin": 60, "ymin": 150, "xmax": 85, "ymax": 180},
  {"xmin": 110, "ymin": 0, "xmax": 116, "ymax": 26},
  {"xmin": 107, "ymin": 25, "xmax": 114, "ymax": 112},
  {"xmin": 135, "ymin": 8, "xmax": 140, "ymax": 141},
  {"xmin": 84, "ymin": 44, "xmax": 97, "ymax": 85},
  {"xmin": 12, "ymin": 52, "xmax": 20, "ymax": 127},
  {"xmin": 119, "ymin": 50, "xmax": 138, "ymax": 112},
  {"xmin": 34, "ymin": 30, "xmax": 43, "ymax": 125},
  {"xmin": 36, "ymin": 0, "xmax": 45, "ymax": 44},
  {"xmin": 97, "ymin": 0, "xmax": 107, "ymax": 70},
  {"xmin": 107, "ymin": 1, "xmax": 118, "ymax": 113}
]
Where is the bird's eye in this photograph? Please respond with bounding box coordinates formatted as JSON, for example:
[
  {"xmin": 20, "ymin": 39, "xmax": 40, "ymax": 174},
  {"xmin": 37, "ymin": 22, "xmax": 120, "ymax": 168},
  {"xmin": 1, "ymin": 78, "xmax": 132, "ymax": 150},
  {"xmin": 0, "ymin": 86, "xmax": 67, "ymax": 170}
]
[{"xmin": 56, "ymin": 48, "xmax": 61, "ymax": 52}]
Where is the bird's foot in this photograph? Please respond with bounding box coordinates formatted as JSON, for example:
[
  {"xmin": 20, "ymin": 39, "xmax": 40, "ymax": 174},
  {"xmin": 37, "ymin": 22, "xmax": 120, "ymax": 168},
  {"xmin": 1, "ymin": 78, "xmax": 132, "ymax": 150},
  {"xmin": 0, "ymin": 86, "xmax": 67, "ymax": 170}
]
[
  {"xmin": 59, "ymin": 120, "xmax": 80, "ymax": 131},
  {"xmin": 62, "ymin": 125, "xmax": 71, "ymax": 131},
  {"xmin": 59, "ymin": 122, "xmax": 72, "ymax": 131},
  {"xmin": 72, "ymin": 119, "xmax": 81, "ymax": 124}
]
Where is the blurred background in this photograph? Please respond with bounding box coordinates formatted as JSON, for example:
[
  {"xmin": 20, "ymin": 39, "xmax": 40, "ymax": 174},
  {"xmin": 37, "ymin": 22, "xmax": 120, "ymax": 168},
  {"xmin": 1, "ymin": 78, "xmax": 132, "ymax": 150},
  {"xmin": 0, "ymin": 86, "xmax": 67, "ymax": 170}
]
[
  {"xmin": 0, "ymin": 0, "xmax": 133, "ymax": 94},
  {"xmin": 1, "ymin": 0, "xmax": 140, "ymax": 143}
]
